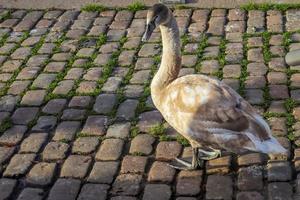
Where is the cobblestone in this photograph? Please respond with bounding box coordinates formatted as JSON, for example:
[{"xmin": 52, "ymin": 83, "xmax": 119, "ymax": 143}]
[
  {"xmin": 26, "ymin": 162, "xmax": 56, "ymax": 186},
  {"xmin": 0, "ymin": 125, "xmax": 27, "ymax": 146},
  {"xmin": 138, "ymin": 110, "xmax": 163, "ymax": 132},
  {"xmin": 106, "ymin": 122, "xmax": 131, "ymax": 139},
  {"xmin": 17, "ymin": 188, "xmax": 44, "ymax": 200},
  {"xmin": 111, "ymin": 174, "xmax": 142, "ymax": 196},
  {"xmin": 206, "ymin": 175, "xmax": 233, "ymax": 200},
  {"xmin": 12, "ymin": 107, "xmax": 39, "ymax": 125},
  {"xmin": 0, "ymin": 178, "xmax": 17, "ymax": 200},
  {"xmin": 268, "ymin": 182, "xmax": 293, "ymax": 200},
  {"xmin": 47, "ymin": 178, "xmax": 81, "ymax": 200},
  {"xmin": 42, "ymin": 142, "xmax": 69, "ymax": 161},
  {"xmin": 20, "ymin": 132, "xmax": 48, "ymax": 153},
  {"xmin": 237, "ymin": 166, "xmax": 263, "ymax": 190},
  {"xmin": 93, "ymin": 93, "xmax": 117, "ymax": 114},
  {"xmin": 116, "ymin": 99, "xmax": 139, "ymax": 120},
  {"xmin": 130, "ymin": 134, "xmax": 155, "ymax": 155},
  {"xmin": 0, "ymin": 146, "xmax": 15, "ymax": 164},
  {"xmin": 267, "ymin": 161, "xmax": 292, "ymax": 181},
  {"xmin": 96, "ymin": 138, "xmax": 124, "ymax": 161},
  {"xmin": 4, "ymin": 153, "xmax": 36, "ymax": 177},
  {"xmin": 60, "ymin": 155, "xmax": 92, "ymax": 178},
  {"xmin": 148, "ymin": 161, "xmax": 176, "ymax": 183},
  {"xmin": 53, "ymin": 121, "xmax": 80, "ymax": 141},
  {"xmin": 7, "ymin": 81, "xmax": 30, "ymax": 95},
  {"xmin": 176, "ymin": 170, "xmax": 202, "ymax": 196},
  {"xmin": 156, "ymin": 141, "xmax": 182, "ymax": 161},
  {"xmin": 77, "ymin": 184, "xmax": 109, "ymax": 200},
  {"xmin": 245, "ymin": 76, "xmax": 266, "ymax": 89},
  {"xmin": 206, "ymin": 155, "xmax": 232, "ymax": 174},
  {"xmin": 236, "ymin": 192, "xmax": 264, "ymax": 200},
  {"xmin": 32, "ymin": 116, "xmax": 57, "ymax": 132},
  {"xmin": 81, "ymin": 115, "xmax": 108, "ymax": 136},
  {"xmin": 121, "ymin": 155, "xmax": 147, "ymax": 174},
  {"xmin": 88, "ymin": 161, "xmax": 119, "ymax": 184},
  {"xmin": 61, "ymin": 108, "xmax": 86, "ymax": 120},
  {"xmin": 42, "ymin": 99, "xmax": 67, "ymax": 115},
  {"xmin": 143, "ymin": 184, "xmax": 171, "ymax": 200},
  {"xmin": 72, "ymin": 136, "xmax": 99, "ymax": 154}
]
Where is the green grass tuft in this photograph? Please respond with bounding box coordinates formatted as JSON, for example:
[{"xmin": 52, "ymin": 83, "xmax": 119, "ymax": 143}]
[
  {"xmin": 130, "ymin": 126, "xmax": 140, "ymax": 138},
  {"xmin": 59, "ymin": 139, "xmax": 69, "ymax": 143},
  {"xmin": 127, "ymin": 1, "xmax": 146, "ymax": 12},
  {"xmin": 0, "ymin": 10, "xmax": 11, "ymax": 21},
  {"xmin": 283, "ymin": 32, "xmax": 292, "ymax": 52},
  {"xmin": 132, "ymin": 152, "xmax": 146, "ymax": 156},
  {"xmin": 176, "ymin": 135, "xmax": 190, "ymax": 146},
  {"xmin": 241, "ymin": 3, "xmax": 300, "ymax": 11},
  {"xmin": 287, "ymin": 132, "xmax": 295, "ymax": 141},
  {"xmin": 262, "ymin": 86, "xmax": 271, "ymax": 110},
  {"xmin": 262, "ymin": 32, "xmax": 271, "ymax": 63},
  {"xmin": 97, "ymin": 34, "xmax": 108, "ymax": 47},
  {"xmin": 81, "ymin": 4, "xmax": 107, "ymax": 12},
  {"xmin": 159, "ymin": 135, "xmax": 174, "ymax": 142},
  {"xmin": 149, "ymin": 124, "xmax": 166, "ymax": 136},
  {"xmin": 284, "ymin": 98, "xmax": 297, "ymax": 142},
  {"xmin": 153, "ymin": 55, "xmax": 161, "ymax": 64},
  {"xmin": 0, "ymin": 118, "xmax": 12, "ymax": 134},
  {"xmin": 285, "ymin": 98, "xmax": 297, "ymax": 113},
  {"xmin": 0, "ymin": 33, "xmax": 9, "ymax": 47},
  {"xmin": 76, "ymin": 132, "xmax": 93, "ymax": 138},
  {"xmin": 263, "ymin": 112, "xmax": 286, "ymax": 119},
  {"xmin": 238, "ymin": 34, "xmax": 250, "ymax": 97},
  {"xmin": 181, "ymin": 34, "xmax": 189, "ymax": 50}
]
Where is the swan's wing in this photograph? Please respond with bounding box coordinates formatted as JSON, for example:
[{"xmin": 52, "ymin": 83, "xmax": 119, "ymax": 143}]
[{"xmin": 165, "ymin": 75, "xmax": 280, "ymax": 153}]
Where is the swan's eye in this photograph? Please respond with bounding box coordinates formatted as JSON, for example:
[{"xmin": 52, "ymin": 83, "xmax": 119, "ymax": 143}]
[{"xmin": 152, "ymin": 15, "xmax": 158, "ymax": 23}]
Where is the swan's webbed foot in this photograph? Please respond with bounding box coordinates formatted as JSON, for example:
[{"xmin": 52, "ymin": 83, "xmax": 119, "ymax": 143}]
[
  {"xmin": 168, "ymin": 148, "xmax": 203, "ymax": 170},
  {"xmin": 198, "ymin": 148, "xmax": 221, "ymax": 160},
  {"xmin": 168, "ymin": 147, "xmax": 222, "ymax": 170}
]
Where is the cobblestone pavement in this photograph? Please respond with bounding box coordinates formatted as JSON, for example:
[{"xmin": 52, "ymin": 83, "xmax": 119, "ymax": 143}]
[{"xmin": 1, "ymin": 6, "xmax": 300, "ymax": 200}]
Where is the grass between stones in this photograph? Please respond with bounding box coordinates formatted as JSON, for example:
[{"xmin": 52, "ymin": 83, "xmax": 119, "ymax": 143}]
[
  {"xmin": 238, "ymin": 34, "xmax": 250, "ymax": 97},
  {"xmin": 0, "ymin": 118, "xmax": 12, "ymax": 135},
  {"xmin": 282, "ymin": 32, "xmax": 297, "ymax": 143},
  {"xmin": 0, "ymin": 10, "xmax": 11, "ymax": 21},
  {"xmin": 148, "ymin": 123, "xmax": 190, "ymax": 145},
  {"xmin": 127, "ymin": 1, "xmax": 147, "ymax": 12},
  {"xmin": 81, "ymin": 1, "xmax": 146, "ymax": 12},
  {"xmin": 262, "ymin": 32, "xmax": 272, "ymax": 110},
  {"xmin": 0, "ymin": 33, "xmax": 9, "ymax": 47},
  {"xmin": 195, "ymin": 34, "xmax": 208, "ymax": 72},
  {"xmin": 214, "ymin": 38, "xmax": 227, "ymax": 79},
  {"xmin": 81, "ymin": 2, "xmax": 300, "ymax": 13},
  {"xmin": 241, "ymin": 3, "xmax": 300, "ymax": 11},
  {"xmin": 81, "ymin": 4, "xmax": 107, "ymax": 12}
]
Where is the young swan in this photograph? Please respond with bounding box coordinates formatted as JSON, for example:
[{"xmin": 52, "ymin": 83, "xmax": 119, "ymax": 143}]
[{"xmin": 143, "ymin": 4, "xmax": 286, "ymax": 170}]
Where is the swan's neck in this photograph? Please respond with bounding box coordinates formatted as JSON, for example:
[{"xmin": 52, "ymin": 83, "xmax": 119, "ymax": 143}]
[{"xmin": 151, "ymin": 16, "xmax": 181, "ymax": 94}]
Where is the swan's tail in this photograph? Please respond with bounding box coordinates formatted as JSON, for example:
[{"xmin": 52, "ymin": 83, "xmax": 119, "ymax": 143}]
[{"xmin": 245, "ymin": 132, "xmax": 287, "ymax": 154}]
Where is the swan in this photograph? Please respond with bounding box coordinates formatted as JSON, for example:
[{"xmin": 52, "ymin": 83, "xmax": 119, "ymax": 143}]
[{"xmin": 142, "ymin": 4, "xmax": 286, "ymax": 170}]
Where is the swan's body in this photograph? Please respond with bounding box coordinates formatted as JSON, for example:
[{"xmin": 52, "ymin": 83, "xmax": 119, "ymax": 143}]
[
  {"xmin": 144, "ymin": 4, "xmax": 286, "ymax": 169},
  {"xmin": 153, "ymin": 74, "xmax": 284, "ymax": 154}
]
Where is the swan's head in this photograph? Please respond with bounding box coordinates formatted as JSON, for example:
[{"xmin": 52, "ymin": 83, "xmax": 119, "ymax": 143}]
[{"xmin": 142, "ymin": 3, "xmax": 170, "ymax": 42}]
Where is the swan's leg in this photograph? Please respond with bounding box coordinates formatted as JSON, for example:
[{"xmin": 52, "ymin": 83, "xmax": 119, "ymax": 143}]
[
  {"xmin": 173, "ymin": 158, "xmax": 192, "ymax": 166},
  {"xmin": 168, "ymin": 148, "xmax": 203, "ymax": 170},
  {"xmin": 198, "ymin": 148, "xmax": 221, "ymax": 160},
  {"xmin": 191, "ymin": 148, "xmax": 203, "ymax": 168}
]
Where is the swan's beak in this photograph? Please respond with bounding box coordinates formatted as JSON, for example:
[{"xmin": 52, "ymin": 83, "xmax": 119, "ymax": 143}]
[{"xmin": 142, "ymin": 23, "xmax": 156, "ymax": 42}]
